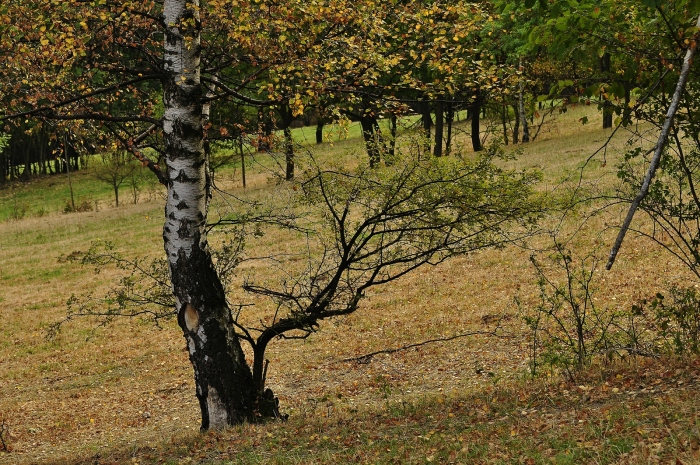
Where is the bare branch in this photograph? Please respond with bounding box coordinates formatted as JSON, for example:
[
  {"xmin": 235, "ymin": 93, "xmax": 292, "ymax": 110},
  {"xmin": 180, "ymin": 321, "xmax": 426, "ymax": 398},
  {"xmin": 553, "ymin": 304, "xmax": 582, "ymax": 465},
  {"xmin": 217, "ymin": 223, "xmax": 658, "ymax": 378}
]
[
  {"xmin": 342, "ymin": 326, "xmax": 512, "ymax": 364},
  {"xmin": 0, "ymin": 74, "xmax": 161, "ymax": 122}
]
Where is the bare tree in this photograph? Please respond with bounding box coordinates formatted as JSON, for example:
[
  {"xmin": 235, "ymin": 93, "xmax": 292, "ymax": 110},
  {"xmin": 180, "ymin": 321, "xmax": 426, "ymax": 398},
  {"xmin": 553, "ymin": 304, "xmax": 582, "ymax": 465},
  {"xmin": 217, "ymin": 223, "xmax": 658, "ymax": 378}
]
[
  {"xmin": 62, "ymin": 146, "xmax": 543, "ymax": 426},
  {"xmin": 92, "ymin": 151, "xmax": 139, "ymax": 207}
]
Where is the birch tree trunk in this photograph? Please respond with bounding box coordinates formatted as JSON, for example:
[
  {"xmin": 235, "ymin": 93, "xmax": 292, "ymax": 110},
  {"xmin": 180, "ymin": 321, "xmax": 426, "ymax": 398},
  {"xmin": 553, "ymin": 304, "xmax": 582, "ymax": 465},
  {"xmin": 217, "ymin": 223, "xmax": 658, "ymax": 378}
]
[{"xmin": 163, "ymin": 0, "xmax": 256, "ymax": 430}]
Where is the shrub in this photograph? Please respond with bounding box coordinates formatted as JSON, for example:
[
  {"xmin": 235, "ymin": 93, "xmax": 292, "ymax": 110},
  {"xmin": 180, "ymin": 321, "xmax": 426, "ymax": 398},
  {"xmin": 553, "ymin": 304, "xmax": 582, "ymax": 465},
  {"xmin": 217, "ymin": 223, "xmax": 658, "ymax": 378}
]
[
  {"xmin": 64, "ymin": 199, "xmax": 93, "ymax": 213},
  {"xmin": 635, "ymin": 288, "xmax": 700, "ymax": 356}
]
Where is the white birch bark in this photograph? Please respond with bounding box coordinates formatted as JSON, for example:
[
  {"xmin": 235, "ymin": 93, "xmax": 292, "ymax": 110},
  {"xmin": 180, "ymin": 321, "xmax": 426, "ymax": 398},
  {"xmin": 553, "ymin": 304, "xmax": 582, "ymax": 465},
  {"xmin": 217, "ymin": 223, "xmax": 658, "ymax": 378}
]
[{"xmin": 163, "ymin": 0, "xmax": 205, "ymax": 260}]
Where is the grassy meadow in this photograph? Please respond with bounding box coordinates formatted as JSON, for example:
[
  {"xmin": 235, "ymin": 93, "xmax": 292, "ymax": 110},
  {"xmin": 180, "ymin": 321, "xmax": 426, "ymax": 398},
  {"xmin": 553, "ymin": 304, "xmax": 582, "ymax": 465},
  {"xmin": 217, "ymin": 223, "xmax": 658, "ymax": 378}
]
[{"xmin": 2, "ymin": 106, "xmax": 700, "ymax": 465}]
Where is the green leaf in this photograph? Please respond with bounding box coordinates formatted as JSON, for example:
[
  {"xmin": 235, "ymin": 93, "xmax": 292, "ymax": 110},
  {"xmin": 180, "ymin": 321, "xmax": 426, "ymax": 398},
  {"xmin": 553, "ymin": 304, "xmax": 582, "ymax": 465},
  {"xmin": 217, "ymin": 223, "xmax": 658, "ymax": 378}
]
[
  {"xmin": 555, "ymin": 16, "xmax": 568, "ymax": 31},
  {"xmin": 690, "ymin": 0, "xmax": 700, "ymax": 15},
  {"xmin": 608, "ymin": 82, "xmax": 625, "ymax": 99}
]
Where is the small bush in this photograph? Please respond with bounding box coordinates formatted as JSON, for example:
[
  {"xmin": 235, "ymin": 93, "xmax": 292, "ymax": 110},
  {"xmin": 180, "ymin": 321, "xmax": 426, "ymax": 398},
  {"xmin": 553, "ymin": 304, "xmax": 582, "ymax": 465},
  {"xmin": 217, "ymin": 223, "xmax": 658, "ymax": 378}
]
[
  {"xmin": 9, "ymin": 202, "xmax": 27, "ymax": 220},
  {"xmin": 523, "ymin": 249, "xmax": 615, "ymax": 379},
  {"xmin": 8, "ymin": 186, "xmax": 28, "ymax": 220},
  {"xmin": 522, "ymin": 243, "xmax": 660, "ymax": 379},
  {"xmin": 35, "ymin": 206, "xmax": 50, "ymax": 217},
  {"xmin": 76, "ymin": 200, "xmax": 93, "ymax": 212},
  {"xmin": 635, "ymin": 288, "xmax": 700, "ymax": 356},
  {"xmin": 64, "ymin": 200, "xmax": 93, "ymax": 213}
]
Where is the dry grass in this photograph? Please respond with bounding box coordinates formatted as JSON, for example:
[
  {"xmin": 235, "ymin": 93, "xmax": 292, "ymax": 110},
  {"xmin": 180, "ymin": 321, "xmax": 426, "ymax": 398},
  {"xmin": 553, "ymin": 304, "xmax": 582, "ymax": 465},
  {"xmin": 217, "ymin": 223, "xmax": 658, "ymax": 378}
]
[{"xmin": 1, "ymin": 107, "xmax": 699, "ymax": 464}]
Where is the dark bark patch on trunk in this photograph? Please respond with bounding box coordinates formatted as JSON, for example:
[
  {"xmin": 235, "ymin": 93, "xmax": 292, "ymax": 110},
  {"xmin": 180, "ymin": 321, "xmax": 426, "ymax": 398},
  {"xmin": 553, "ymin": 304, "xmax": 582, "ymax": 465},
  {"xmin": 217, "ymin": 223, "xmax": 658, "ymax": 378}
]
[
  {"xmin": 171, "ymin": 119, "xmax": 204, "ymax": 143},
  {"xmin": 176, "ymin": 219, "xmax": 199, "ymax": 240},
  {"xmin": 173, "ymin": 169, "xmax": 197, "ymax": 183},
  {"xmin": 165, "ymin": 33, "xmax": 179, "ymax": 48}
]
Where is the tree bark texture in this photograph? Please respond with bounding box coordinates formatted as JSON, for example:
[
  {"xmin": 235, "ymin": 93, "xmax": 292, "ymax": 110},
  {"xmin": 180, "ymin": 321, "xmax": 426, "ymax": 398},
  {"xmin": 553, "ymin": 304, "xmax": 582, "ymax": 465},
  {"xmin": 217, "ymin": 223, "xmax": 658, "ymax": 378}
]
[{"xmin": 163, "ymin": 0, "xmax": 255, "ymax": 430}]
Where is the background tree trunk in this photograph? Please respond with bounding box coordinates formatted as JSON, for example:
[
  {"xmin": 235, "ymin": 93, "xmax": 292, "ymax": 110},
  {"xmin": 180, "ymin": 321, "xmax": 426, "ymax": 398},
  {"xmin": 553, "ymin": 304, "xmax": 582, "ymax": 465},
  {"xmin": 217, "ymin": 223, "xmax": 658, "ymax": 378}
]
[
  {"xmin": 470, "ymin": 97, "xmax": 482, "ymax": 152},
  {"xmin": 360, "ymin": 114, "xmax": 381, "ymax": 167},
  {"xmin": 388, "ymin": 113, "xmax": 397, "ymax": 162},
  {"xmin": 501, "ymin": 104, "xmax": 509, "ymax": 146},
  {"xmin": 512, "ymin": 102, "xmax": 520, "ymax": 144},
  {"xmin": 316, "ymin": 120, "xmax": 324, "ymax": 144},
  {"xmin": 519, "ymin": 94, "xmax": 529, "ymax": 142},
  {"xmin": 64, "ymin": 134, "xmax": 75, "ymax": 211},
  {"xmin": 239, "ymin": 136, "xmax": 246, "ymax": 188},
  {"xmin": 433, "ymin": 98, "xmax": 444, "ymax": 157},
  {"xmin": 421, "ymin": 102, "xmax": 432, "ymax": 155},
  {"xmin": 518, "ymin": 57, "xmax": 530, "ymax": 143},
  {"xmin": 284, "ymin": 125, "xmax": 294, "ymax": 180},
  {"xmin": 600, "ymin": 52, "xmax": 613, "ymax": 129},
  {"xmin": 445, "ymin": 99, "xmax": 454, "ymax": 156},
  {"xmin": 279, "ymin": 105, "xmax": 295, "ymax": 180}
]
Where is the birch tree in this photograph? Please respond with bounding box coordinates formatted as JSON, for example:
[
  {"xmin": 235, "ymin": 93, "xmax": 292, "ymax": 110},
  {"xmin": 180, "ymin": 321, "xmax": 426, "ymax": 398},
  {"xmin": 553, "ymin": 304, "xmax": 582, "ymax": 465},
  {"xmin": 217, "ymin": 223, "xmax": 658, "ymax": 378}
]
[{"xmin": 161, "ymin": 0, "xmax": 260, "ymax": 429}]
